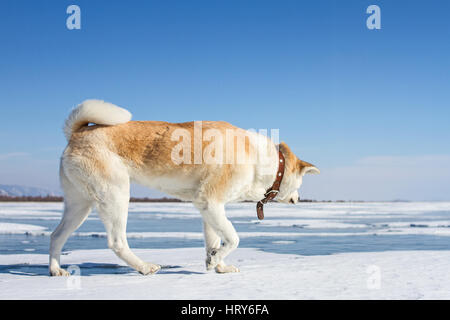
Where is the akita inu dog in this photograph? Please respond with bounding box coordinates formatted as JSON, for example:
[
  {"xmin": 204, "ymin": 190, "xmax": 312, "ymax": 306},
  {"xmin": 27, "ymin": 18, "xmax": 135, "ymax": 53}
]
[{"xmin": 49, "ymin": 100, "xmax": 319, "ymax": 276}]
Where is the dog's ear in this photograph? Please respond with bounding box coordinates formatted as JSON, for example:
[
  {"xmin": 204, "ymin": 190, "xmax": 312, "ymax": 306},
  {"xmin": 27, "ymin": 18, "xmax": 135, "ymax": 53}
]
[
  {"xmin": 297, "ymin": 160, "xmax": 320, "ymax": 175},
  {"xmin": 279, "ymin": 142, "xmax": 320, "ymax": 175}
]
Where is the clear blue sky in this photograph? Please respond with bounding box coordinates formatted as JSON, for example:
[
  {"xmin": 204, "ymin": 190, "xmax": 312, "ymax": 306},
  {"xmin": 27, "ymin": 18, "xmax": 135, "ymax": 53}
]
[{"xmin": 0, "ymin": 0, "xmax": 449, "ymax": 200}]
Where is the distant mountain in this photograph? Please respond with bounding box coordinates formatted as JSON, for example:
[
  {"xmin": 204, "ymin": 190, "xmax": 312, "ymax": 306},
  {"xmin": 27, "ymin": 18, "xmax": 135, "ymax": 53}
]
[{"xmin": 0, "ymin": 185, "xmax": 62, "ymax": 197}]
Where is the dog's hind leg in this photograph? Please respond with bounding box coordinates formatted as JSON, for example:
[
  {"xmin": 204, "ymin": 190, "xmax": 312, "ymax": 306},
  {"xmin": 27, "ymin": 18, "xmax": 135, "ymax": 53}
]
[
  {"xmin": 96, "ymin": 183, "xmax": 161, "ymax": 275},
  {"xmin": 197, "ymin": 202, "xmax": 240, "ymax": 273},
  {"xmin": 49, "ymin": 183, "xmax": 93, "ymax": 276}
]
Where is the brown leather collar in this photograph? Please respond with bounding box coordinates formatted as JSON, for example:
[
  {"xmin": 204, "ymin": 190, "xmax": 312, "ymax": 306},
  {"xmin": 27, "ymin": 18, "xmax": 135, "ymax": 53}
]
[{"xmin": 256, "ymin": 151, "xmax": 285, "ymax": 220}]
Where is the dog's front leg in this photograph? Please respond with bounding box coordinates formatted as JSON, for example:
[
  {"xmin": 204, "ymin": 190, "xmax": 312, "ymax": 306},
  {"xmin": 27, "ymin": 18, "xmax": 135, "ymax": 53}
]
[{"xmin": 197, "ymin": 202, "xmax": 240, "ymax": 273}]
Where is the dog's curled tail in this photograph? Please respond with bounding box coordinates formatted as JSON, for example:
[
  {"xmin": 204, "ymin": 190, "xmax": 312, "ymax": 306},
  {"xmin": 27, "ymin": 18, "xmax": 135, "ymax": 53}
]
[{"xmin": 64, "ymin": 100, "xmax": 132, "ymax": 141}]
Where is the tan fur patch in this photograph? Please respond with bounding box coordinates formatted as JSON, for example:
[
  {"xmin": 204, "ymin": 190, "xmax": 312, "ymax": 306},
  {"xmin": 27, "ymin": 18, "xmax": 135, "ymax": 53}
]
[
  {"xmin": 278, "ymin": 142, "xmax": 299, "ymax": 173},
  {"xmin": 68, "ymin": 120, "xmax": 256, "ymax": 202}
]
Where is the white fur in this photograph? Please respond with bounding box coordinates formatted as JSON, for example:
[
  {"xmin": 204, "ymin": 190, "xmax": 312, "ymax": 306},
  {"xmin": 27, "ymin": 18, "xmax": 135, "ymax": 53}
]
[{"xmin": 64, "ymin": 100, "xmax": 132, "ymax": 141}]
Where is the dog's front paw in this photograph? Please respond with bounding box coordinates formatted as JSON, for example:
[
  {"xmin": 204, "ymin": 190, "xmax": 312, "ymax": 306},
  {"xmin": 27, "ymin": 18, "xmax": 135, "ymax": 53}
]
[
  {"xmin": 138, "ymin": 262, "xmax": 161, "ymax": 275},
  {"xmin": 215, "ymin": 263, "xmax": 240, "ymax": 274},
  {"xmin": 49, "ymin": 267, "xmax": 70, "ymax": 277}
]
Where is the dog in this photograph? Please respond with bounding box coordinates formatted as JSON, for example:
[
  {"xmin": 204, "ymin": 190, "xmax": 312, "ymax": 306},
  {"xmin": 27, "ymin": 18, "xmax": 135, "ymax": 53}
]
[{"xmin": 49, "ymin": 100, "xmax": 320, "ymax": 276}]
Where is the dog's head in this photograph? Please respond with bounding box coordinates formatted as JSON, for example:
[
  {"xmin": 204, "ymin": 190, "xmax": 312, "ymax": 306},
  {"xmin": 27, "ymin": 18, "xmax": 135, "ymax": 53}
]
[{"xmin": 276, "ymin": 142, "xmax": 320, "ymax": 204}]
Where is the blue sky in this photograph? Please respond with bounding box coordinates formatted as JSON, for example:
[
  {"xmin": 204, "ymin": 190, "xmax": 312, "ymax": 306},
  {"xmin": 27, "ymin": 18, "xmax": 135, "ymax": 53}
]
[{"xmin": 0, "ymin": 0, "xmax": 449, "ymax": 200}]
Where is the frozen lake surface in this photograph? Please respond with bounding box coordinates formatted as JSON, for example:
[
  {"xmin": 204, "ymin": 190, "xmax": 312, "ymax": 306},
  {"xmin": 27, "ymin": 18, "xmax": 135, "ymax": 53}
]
[
  {"xmin": 1, "ymin": 201, "xmax": 449, "ymax": 256},
  {"xmin": 0, "ymin": 201, "xmax": 449, "ymax": 299}
]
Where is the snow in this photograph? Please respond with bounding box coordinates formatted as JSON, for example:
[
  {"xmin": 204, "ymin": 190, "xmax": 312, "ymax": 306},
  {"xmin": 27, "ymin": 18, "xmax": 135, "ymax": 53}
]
[
  {"xmin": 0, "ymin": 248, "xmax": 449, "ymax": 299},
  {"xmin": 0, "ymin": 222, "xmax": 47, "ymax": 234}
]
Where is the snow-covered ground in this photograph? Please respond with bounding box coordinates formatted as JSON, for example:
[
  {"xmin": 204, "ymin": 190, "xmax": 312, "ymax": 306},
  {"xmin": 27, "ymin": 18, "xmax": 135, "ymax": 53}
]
[
  {"xmin": 0, "ymin": 201, "xmax": 449, "ymax": 299},
  {"xmin": 1, "ymin": 248, "xmax": 449, "ymax": 299}
]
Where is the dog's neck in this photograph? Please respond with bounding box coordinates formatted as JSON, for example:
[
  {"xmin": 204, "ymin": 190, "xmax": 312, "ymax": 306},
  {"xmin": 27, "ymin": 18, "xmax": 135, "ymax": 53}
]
[{"xmin": 256, "ymin": 150, "xmax": 285, "ymax": 220}]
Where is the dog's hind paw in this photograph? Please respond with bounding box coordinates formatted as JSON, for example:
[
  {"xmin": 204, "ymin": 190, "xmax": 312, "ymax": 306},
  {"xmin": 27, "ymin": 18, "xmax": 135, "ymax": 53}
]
[
  {"xmin": 138, "ymin": 262, "xmax": 161, "ymax": 275},
  {"xmin": 49, "ymin": 267, "xmax": 70, "ymax": 277},
  {"xmin": 215, "ymin": 264, "xmax": 240, "ymax": 274}
]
